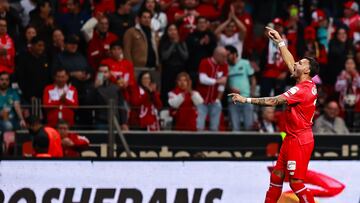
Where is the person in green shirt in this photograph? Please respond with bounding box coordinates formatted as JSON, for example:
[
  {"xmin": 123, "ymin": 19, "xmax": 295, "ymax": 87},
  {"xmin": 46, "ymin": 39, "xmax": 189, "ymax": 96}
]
[{"xmin": 225, "ymin": 45, "xmax": 256, "ymax": 131}]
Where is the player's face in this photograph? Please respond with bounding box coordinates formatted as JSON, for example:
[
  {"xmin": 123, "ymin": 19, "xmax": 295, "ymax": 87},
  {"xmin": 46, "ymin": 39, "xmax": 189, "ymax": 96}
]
[{"xmin": 292, "ymin": 59, "xmax": 310, "ymax": 79}]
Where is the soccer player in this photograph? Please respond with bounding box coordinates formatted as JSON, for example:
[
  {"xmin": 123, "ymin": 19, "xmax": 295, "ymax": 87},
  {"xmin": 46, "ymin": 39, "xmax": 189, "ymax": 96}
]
[{"xmin": 229, "ymin": 26, "xmax": 319, "ymax": 203}]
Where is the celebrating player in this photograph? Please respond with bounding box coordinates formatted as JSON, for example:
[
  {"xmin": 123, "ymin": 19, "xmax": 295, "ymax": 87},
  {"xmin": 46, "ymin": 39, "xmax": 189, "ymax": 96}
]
[{"xmin": 229, "ymin": 26, "xmax": 319, "ymax": 203}]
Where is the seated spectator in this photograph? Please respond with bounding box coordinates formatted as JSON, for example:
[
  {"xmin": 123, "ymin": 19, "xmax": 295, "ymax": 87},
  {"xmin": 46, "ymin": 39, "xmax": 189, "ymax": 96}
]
[
  {"xmin": 0, "ymin": 72, "xmax": 26, "ymax": 132},
  {"xmin": 56, "ymin": 0, "xmax": 91, "ymax": 37},
  {"xmin": 215, "ymin": 6, "xmax": 246, "ymax": 58},
  {"xmin": 43, "ymin": 68, "xmax": 79, "ymax": 127},
  {"xmin": 57, "ymin": 119, "xmax": 89, "ymax": 157},
  {"xmin": 313, "ymin": 101, "xmax": 350, "ymax": 134},
  {"xmin": 140, "ymin": 0, "xmax": 167, "ymax": 36},
  {"xmin": 108, "ymin": 0, "xmax": 135, "ymax": 39},
  {"xmin": 186, "ymin": 16, "xmax": 217, "ymax": 85},
  {"xmin": 335, "ymin": 57, "xmax": 360, "ymax": 131},
  {"xmin": 196, "ymin": 46, "xmax": 228, "ymax": 131},
  {"xmin": 159, "ymin": 23, "xmax": 188, "ymax": 104},
  {"xmin": 168, "ymin": 72, "xmax": 203, "ymax": 131},
  {"xmin": 50, "ymin": 29, "xmax": 65, "ymax": 60},
  {"xmin": 26, "ymin": 115, "xmax": 63, "ymax": 157},
  {"xmin": 29, "ymin": 0, "xmax": 56, "ymax": 44},
  {"xmin": 87, "ymin": 64, "xmax": 128, "ymax": 130},
  {"xmin": 225, "ymin": 45, "xmax": 255, "ymax": 131},
  {"xmin": 87, "ymin": 16, "xmax": 118, "ymax": 70},
  {"xmin": 17, "ymin": 25, "xmax": 37, "ymax": 54},
  {"xmin": 0, "ymin": 19, "xmax": 15, "ymax": 71},
  {"xmin": 16, "ymin": 37, "xmax": 51, "ymax": 103},
  {"xmin": 123, "ymin": 9, "xmax": 159, "ymax": 68},
  {"xmin": 129, "ymin": 71, "xmax": 162, "ymax": 130},
  {"xmin": 258, "ymin": 106, "xmax": 278, "ymax": 133}
]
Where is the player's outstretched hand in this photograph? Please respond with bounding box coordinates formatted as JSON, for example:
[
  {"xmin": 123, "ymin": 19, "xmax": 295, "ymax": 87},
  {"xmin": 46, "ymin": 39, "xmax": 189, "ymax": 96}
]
[
  {"xmin": 265, "ymin": 26, "xmax": 283, "ymax": 44},
  {"xmin": 228, "ymin": 93, "xmax": 246, "ymax": 104}
]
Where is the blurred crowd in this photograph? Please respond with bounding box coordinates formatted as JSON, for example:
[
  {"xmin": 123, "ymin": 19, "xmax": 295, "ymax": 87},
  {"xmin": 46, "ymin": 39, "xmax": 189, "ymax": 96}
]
[{"xmin": 0, "ymin": 0, "xmax": 359, "ymax": 137}]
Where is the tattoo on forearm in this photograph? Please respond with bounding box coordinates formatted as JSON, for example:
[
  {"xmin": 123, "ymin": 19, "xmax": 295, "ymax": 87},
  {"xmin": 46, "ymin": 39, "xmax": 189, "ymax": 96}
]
[{"xmin": 251, "ymin": 96, "xmax": 287, "ymax": 106}]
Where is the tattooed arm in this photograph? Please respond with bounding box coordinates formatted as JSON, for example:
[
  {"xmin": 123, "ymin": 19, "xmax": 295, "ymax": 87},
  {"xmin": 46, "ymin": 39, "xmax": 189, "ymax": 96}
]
[{"xmin": 228, "ymin": 93, "xmax": 287, "ymax": 106}]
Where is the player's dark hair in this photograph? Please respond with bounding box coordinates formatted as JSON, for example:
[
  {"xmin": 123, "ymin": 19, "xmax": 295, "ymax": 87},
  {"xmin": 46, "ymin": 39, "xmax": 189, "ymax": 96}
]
[{"xmin": 304, "ymin": 56, "xmax": 319, "ymax": 77}]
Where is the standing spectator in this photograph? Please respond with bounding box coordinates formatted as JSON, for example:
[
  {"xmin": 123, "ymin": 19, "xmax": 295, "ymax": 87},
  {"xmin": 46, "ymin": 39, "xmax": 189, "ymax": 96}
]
[
  {"xmin": 0, "ymin": 72, "xmax": 26, "ymax": 132},
  {"xmin": 123, "ymin": 9, "xmax": 159, "ymax": 68},
  {"xmin": 342, "ymin": 1, "xmax": 360, "ymax": 43},
  {"xmin": 335, "ymin": 57, "xmax": 360, "ymax": 131},
  {"xmin": 43, "ymin": 68, "xmax": 79, "ymax": 127},
  {"xmin": 186, "ymin": 16, "xmax": 217, "ymax": 85},
  {"xmin": 225, "ymin": 45, "xmax": 255, "ymax": 131},
  {"xmin": 215, "ymin": 5, "xmax": 246, "ymax": 58},
  {"xmin": 258, "ymin": 106, "xmax": 278, "ymax": 133},
  {"xmin": 29, "ymin": 0, "xmax": 56, "ymax": 44},
  {"xmin": 311, "ymin": 9, "xmax": 331, "ymax": 51},
  {"xmin": 17, "ymin": 25, "xmax": 37, "ymax": 54},
  {"xmin": 0, "ymin": 19, "xmax": 15, "ymax": 71},
  {"xmin": 108, "ymin": 0, "xmax": 135, "ymax": 39},
  {"xmin": 87, "ymin": 64, "xmax": 128, "ymax": 130},
  {"xmin": 196, "ymin": 47, "xmax": 228, "ymax": 131},
  {"xmin": 128, "ymin": 71, "xmax": 162, "ymax": 130},
  {"xmin": 260, "ymin": 18, "xmax": 288, "ymax": 97},
  {"xmin": 56, "ymin": 0, "xmax": 91, "ymax": 37},
  {"xmin": 26, "ymin": 115, "xmax": 63, "ymax": 157},
  {"xmin": 313, "ymin": 101, "xmax": 350, "ymax": 134},
  {"xmin": 173, "ymin": 0, "xmax": 199, "ymax": 39},
  {"xmin": 303, "ymin": 26, "xmax": 327, "ymax": 66},
  {"xmin": 87, "ymin": 16, "xmax": 118, "ymax": 70},
  {"xmin": 327, "ymin": 27, "xmax": 354, "ymax": 87},
  {"xmin": 159, "ymin": 23, "xmax": 188, "ymax": 104},
  {"xmin": 0, "ymin": 0, "xmax": 21, "ymax": 39},
  {"xmin": 16, "ymin": 37, "xmax": 51, "ymax": 103},
  {"xmin": 140, "ymin": 0, "xmax": 167, "ymax": 36},
  {"xmin": 57, "ymin": 119, "xmax": 89, "ymax": 157},
  {"xmin": 168, "ymin": 72, "xmax": 203, "ymax": 131}
]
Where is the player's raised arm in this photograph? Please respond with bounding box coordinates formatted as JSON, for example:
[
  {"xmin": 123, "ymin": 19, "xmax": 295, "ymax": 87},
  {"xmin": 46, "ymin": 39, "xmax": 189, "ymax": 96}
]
[
  {"xmin": 265, "ymin": 26, "xmax": 295, "ymax": 75},
  {"xmin": 228, "ymin": 93, "xmax": 287, "ymax": 106}
]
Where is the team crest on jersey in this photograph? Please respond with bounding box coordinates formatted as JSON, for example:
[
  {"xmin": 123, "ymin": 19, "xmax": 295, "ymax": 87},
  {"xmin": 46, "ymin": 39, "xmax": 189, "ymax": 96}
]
[
  {"xmin": 287, "ymin": 161, "xmax": 296, "ymax": 171},
  {"xmin": 312, "ymin": 86, "xmax": 317, "ymax": 95}
]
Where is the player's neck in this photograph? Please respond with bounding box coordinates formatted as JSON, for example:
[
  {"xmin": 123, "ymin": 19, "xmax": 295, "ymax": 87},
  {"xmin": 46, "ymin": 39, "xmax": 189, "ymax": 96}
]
[{"xmin": 296, "ymin": 75, "xmax": 312, "ymax": 84}]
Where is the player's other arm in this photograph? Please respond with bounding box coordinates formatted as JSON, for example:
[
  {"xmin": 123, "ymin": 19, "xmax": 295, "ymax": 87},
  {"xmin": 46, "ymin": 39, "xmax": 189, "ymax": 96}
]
[
  {"xmin": 228, "ymin": 93, "xmax": 287, "ymax": 106},
  {"xmin": 265, "ymin": 26, "xmax": 295, "ymax": 75}
]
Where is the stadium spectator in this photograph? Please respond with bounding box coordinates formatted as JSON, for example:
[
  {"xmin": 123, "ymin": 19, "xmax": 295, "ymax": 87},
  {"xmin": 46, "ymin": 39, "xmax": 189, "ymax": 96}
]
[
  {"xmin": 168, "ymin": 72, "xmax": 203, "ymax": 131},
  {"xmin": 0, "ymin": 19, "xmax": 15, "ymax": 71},
  {"xmin": 19, "ymin": 0, "xmax": 37, "ymax": 27},
  {"xmin": 57, "ymin": 119, "xmax": 89, "ymax": 157},
  {"xmin": 186, "ymin": 16, "xmax": 217, "ymax": 85},
  {"xmin": 108, "ymin": 0, "xmax": 135, "ymax": 39},
  {"xmin": 159, "ymin": 23, "xmax": 189, "ymax": 104},
  {"xmin": 56, "ymin": 0, "xmax": 91, "ymax": 37},
  {"xmin": 92, "ymin": 0, "xmax": 116, "ymax": 14},
  {"xmin": 50, "ymin": 28, "xmax": 65, "ymax": 59},
  {"xmin": 16, "ymin": 37, "xmax": 51, "ymax": 103},
  {"xmin": 260, "ymin": 18, "xmax": 288, "ymax": 97},
  {"xmin": 87, "ymin": 16, "xmax": 118, "ymax": 70},
  {"xmin": 196, "ymin": 0, "xmax": 221, "ymax": 21},
  {"xmin": 172, "ymin": 0, "xmax": 199, "ymax": 39},
  {"xmin": 26, "ymin": 115, "xmax": 63, "ymax": 157},
  {"xmin": 258, "ymin": 106, "xmax": 278, "ymax": 133},
  {"xmin": 123, "ymin": 9, "xmax": 159, "ymax": 68},
  {"xmin": 313, "ymin": 101, "xmax": 349, "ymax": 134},
  {"xmin": 17, "ymin": 25, "xmax": 37, "ymax": 54},
  {"xmin": 311, "ymin": 9, "xmax": 331, "ymax": 51},
  {"xmin": 43, "ymin": 68, "xmax": 79, "ymax": 127},
  {"xmin": 140, "ymin": 0, "xmax": 167, "ymax": 36},
  {"xmin": 87, "ymin": 64, "xmax": 128, "ymax": 130},
  {"xmin": 335, "ymin": 57, "xmax": 360, "ymax": 131},
  {"xmin": 196, "ymin": 46, "xmax": 228, "ymax": 131},
  {"xmin": 0, "ymin": 72, "xmax": 26, "ymax": 132},
  {"xmin": 29, "ymin": 0, "xmax": 56, "ymax": 44},
  {"xmin": 129, "ymin": 71, "xmax": 162, "ymax": 130},
  {"xmin": 101, "ymin": 41, "xmax": 135, "ymax": 89},
  {"xmin": 342, "ymin": 1, "xmax": 360, "ymax": 43},
  {"xmin": 303, "ymin": 26, "xmax": 327, "ymax": 66},
  {"xmin": 225, "ymin": 45, "xmax": 255, "ymax": 131},
  {"xmin": 0, "ymin": 0, "xmax": 21, "ymax": 39},
  {"xmin": 326, "ymin": 27, "xmax": 354, "ymax": 87},
  {"xmin": 215, "ymin": 5, "xmax": 246, "ymax": 58}
]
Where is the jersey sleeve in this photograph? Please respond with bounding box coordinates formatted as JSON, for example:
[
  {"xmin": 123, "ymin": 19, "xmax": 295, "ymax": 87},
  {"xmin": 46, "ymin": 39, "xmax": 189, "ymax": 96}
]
[{"xmin": 282, "ymin": 85, "xmax": 306, "ymax": 105}]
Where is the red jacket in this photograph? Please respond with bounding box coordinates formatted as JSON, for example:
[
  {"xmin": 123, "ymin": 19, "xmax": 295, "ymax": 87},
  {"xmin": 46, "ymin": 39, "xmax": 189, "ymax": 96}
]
[
  {"xmin": 43, "ymin": 84, "xmax": 79, "ymax": 127},
  {"xmin": 168, "ymin": 88, "xmax": 199, "ymax": 131},
  {"xmin": 100, "ymin": 57, "xmax": 135, "ymax": 86},
  {"xmin": 129, "ymin": 86, "xmax": 162, "ymax": 130},
  {"xmin": 196, "ymin": 57, "xmax": 228, "ymax": 104},
  {"xmin": 0, "ymin": 34, "xmax": 15, "ymax": 70},
  {"xmin": 62, "ymin": 133, "xmax": 89, "ymax": 157},
  {"xmin": 87, "ymin": 31, "xmax": 118, "ymax": 70},
  {"xmin": 92, "ymin": 0, "xmax": 116, "ymax": 14},
  {"xmin": 44, "ymin": 127, "xmax": 64, "ymax": 157}
]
